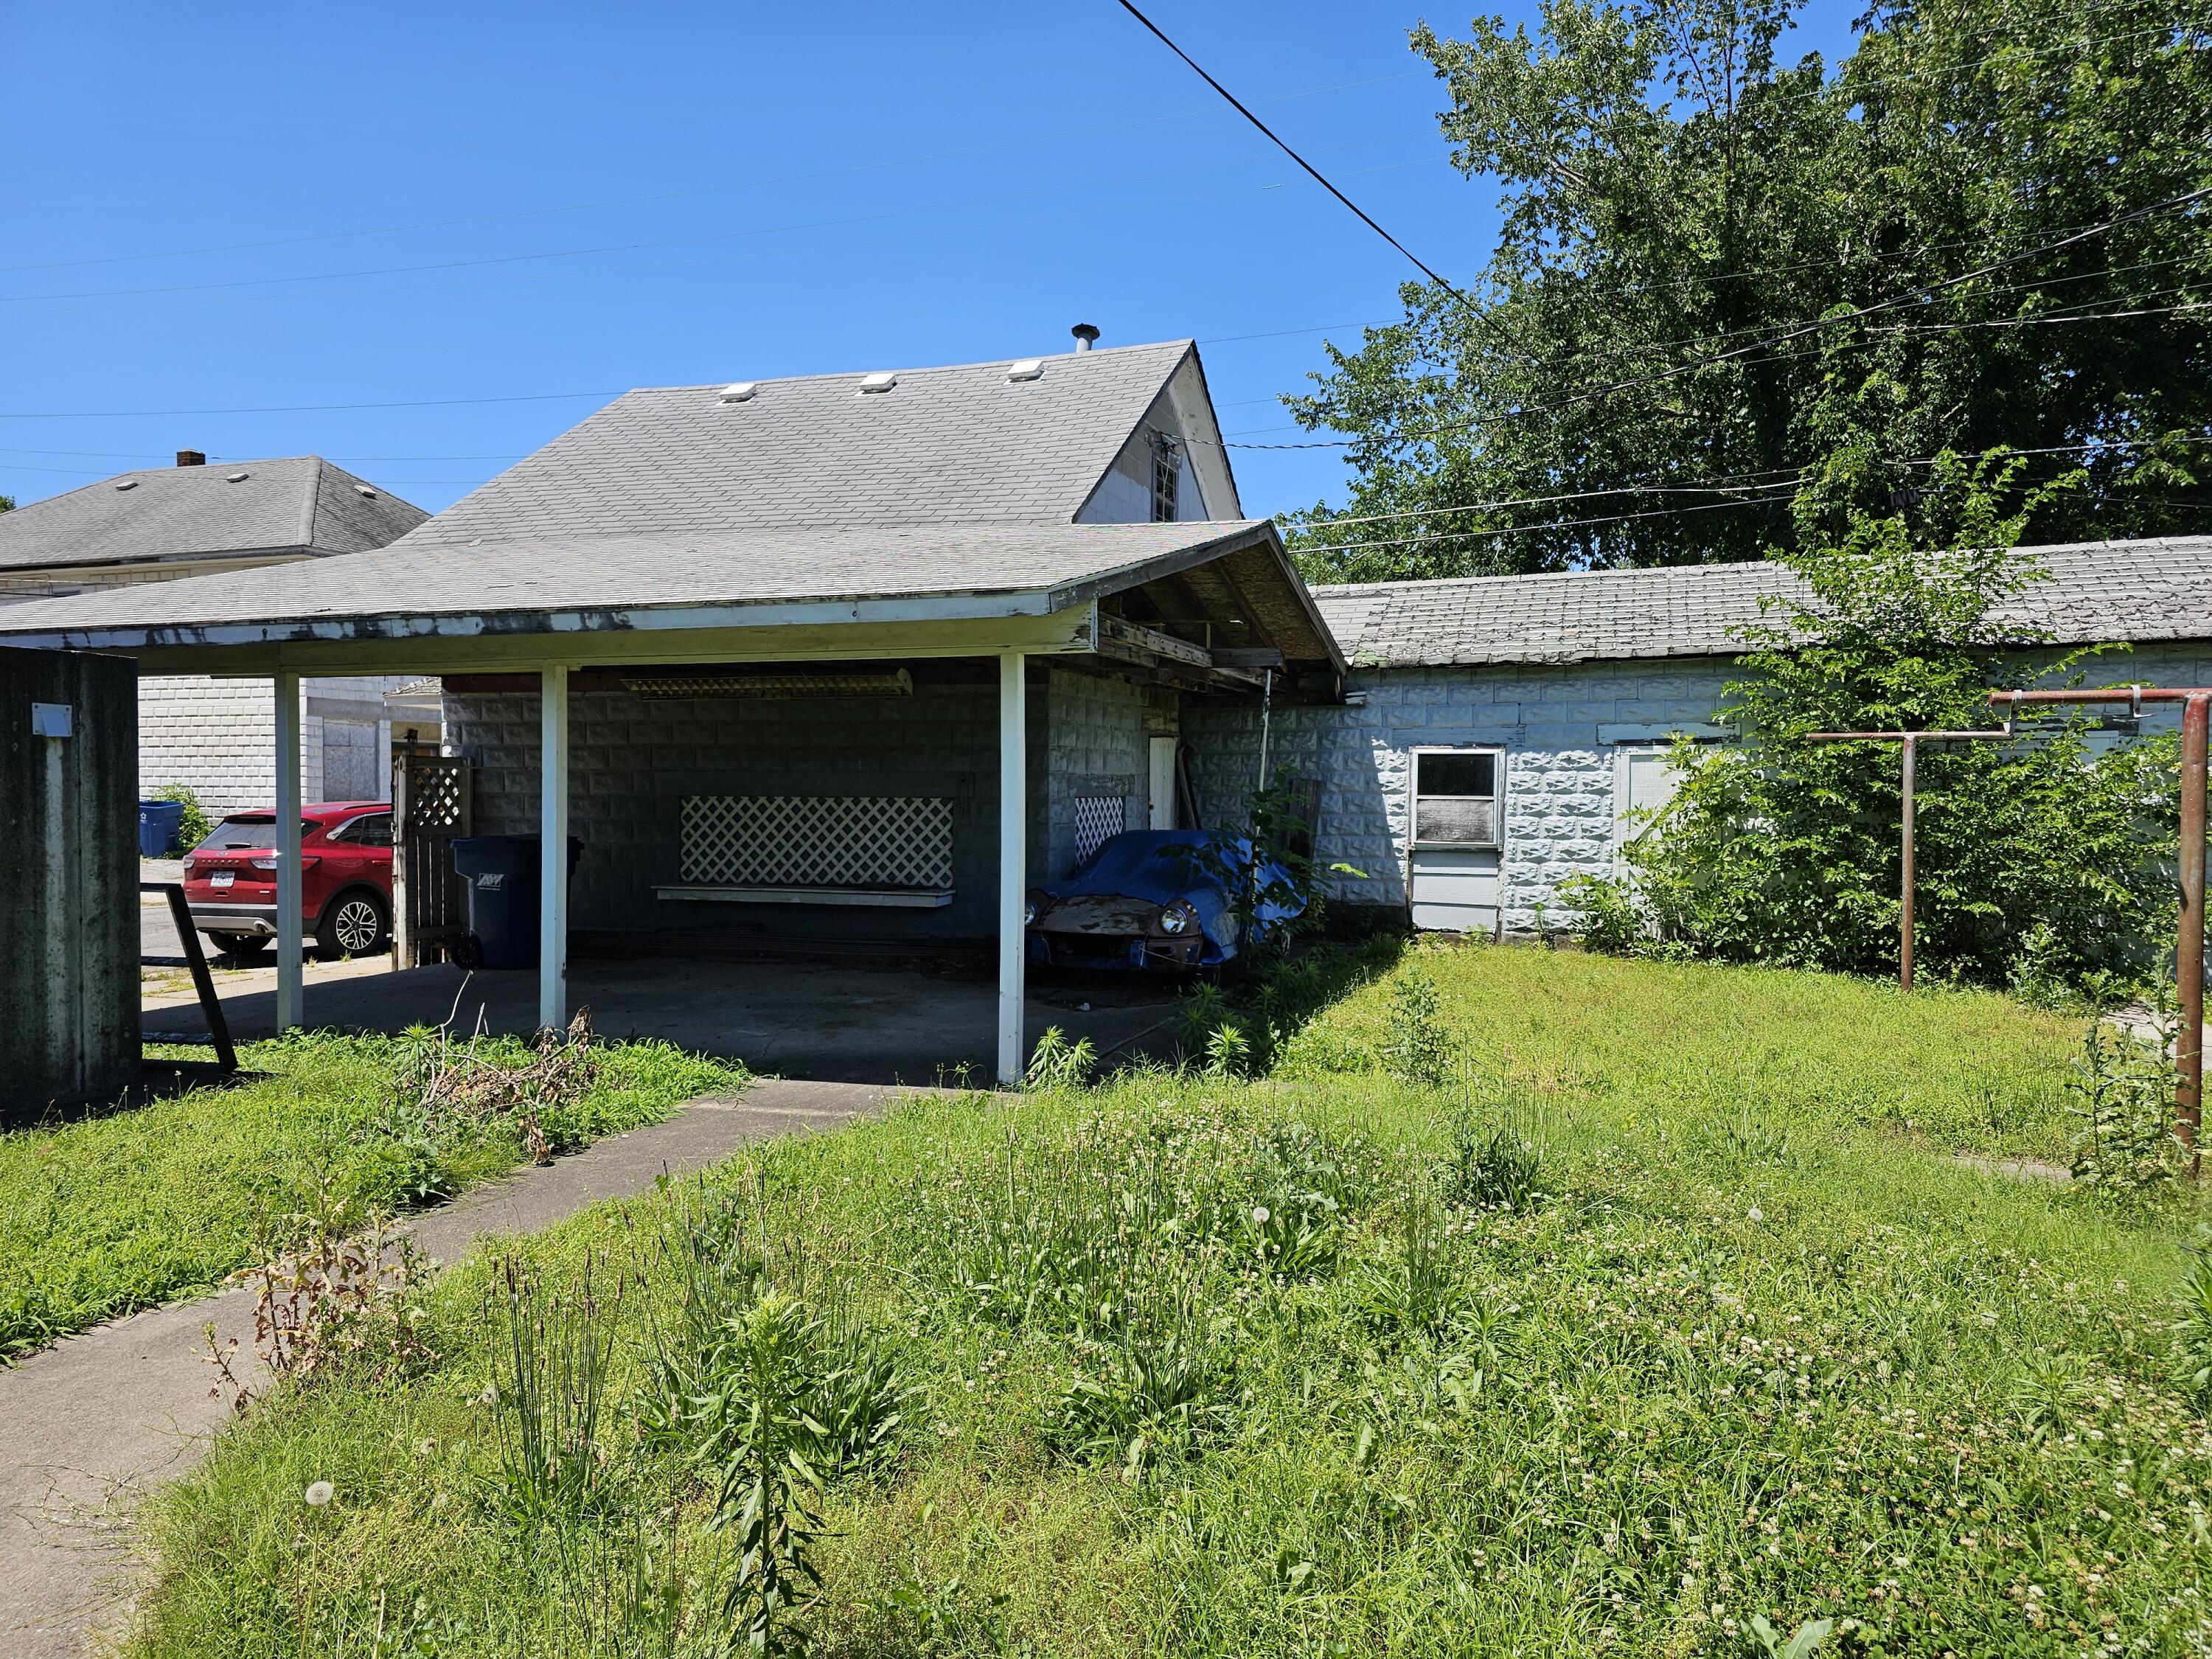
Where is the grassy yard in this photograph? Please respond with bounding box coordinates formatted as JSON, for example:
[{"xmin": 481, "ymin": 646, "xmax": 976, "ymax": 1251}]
[
  {"xmin": 0, "ymin": 1029, "xmax": 743, "ymax": 1360},
  {"xmin": 126, "ymin": 945, "xmax": 2211, "ymax": 1658}
]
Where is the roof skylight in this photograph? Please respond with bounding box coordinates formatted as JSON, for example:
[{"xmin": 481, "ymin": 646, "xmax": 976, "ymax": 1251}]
[
  {"xmin": 114, "ymin": 479, "xmax": 139, "ymax": 490},
  {"xmin": 857, "ymin": 372, "xmax": 897, "ymax": 394},
  {"xmin": 719, "ymin": 383, "xmax": 757, "ymax": 403},
  {"xmin": 355, "ymin": 484, "xmax": 379, "ymax": 498},
  {"xmin": 226, "ymin": 470, "xmax": 251, "ymax": 482},
  {"xmin": 1006, "ymin": 358, "xmax": 1045, "ymax": 383}
]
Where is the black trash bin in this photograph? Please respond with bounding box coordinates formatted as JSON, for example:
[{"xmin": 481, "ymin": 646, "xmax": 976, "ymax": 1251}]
[{"xmin": 450, "ymin": 835, "xmax": 582, "ymax": 970}]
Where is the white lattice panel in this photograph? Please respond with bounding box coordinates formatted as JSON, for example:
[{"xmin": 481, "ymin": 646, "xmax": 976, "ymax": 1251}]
[
  {"xmin": 681, "ymin": 796, "xmax": 953, "ymax": 889},
  {"xmin": 1074, "ymin": 795, "xmax": 1125, "ymax": 864}
]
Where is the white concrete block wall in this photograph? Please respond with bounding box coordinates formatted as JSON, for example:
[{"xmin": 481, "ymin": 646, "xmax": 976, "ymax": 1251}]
[
  {"xmin": 1043, "ymin": 669, "xmax": 1148, "ymax": 878},
  {"xmin": 1186, "ymin": 644, "xmax": 2212, "ymax": 936},
  {"xmin": 136, "ymin": 674, "xmax": 409, "ymax": 817}
]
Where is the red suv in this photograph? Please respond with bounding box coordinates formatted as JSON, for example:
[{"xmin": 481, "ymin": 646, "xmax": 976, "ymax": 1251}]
[{"xmin": 182, "ymin": 801, "xmax": 394, "ymax": 959}]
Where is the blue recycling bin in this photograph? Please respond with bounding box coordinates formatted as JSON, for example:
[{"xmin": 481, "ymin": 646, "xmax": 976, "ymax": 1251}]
[
  {"xmin": 138, "ymin": 799, "xmax": 187, "ymax": 858},
  {"xmin": 451, "ymin": 835, "xmax": 582, "ymax": 970}
]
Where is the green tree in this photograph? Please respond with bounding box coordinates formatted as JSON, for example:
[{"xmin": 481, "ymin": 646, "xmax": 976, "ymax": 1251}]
[
  {"xmin": 1593, "ymin": 455, "xmax": 2179, "ymax": 985},
  {"xmin": 1285, "ymin": 0, "xmax": 2212, "ymax": 580}
]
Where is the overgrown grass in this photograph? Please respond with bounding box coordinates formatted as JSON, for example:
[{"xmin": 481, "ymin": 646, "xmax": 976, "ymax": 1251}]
[
  {"xmin": 0, "ymin": 1029, "xmax": 742, "ymax": 1360},
  {"xmin": 126, "ymin": 947, "xmax": 2210, "ymax": 1657}
]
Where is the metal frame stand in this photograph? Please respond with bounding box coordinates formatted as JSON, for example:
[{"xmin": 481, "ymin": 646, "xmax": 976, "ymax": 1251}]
[{"xmin": 1985, "ymin": 686, "xmax": 2209, "ymax": 1178}]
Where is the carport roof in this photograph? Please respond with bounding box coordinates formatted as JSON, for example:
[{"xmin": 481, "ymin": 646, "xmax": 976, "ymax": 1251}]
[{"xmin": 0, "ymin": 518, "xmax": 1293, "ymax": 650}]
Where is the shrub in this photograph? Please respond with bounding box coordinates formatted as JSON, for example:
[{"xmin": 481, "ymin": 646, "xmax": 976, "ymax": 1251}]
[
  {"xmin": 1382, "ymin": 966, "xmax": 1453, "ymax": 1086},
  {"xmin": 1620, "ymin": 456, "xmax": 2180, "ymax": 990},
  {"xmin": 150, "ymin": 782, "xmax": 213, "ymax": 852},
  {"xmin": 2067, "ymin": 1019, "xmax": 2185, "ymax": 1192}
]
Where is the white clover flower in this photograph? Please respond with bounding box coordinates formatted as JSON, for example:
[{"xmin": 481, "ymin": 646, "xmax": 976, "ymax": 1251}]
[{"xmin": 304, "ymin": 1481, "xmax": 335, "ymax": 1508}]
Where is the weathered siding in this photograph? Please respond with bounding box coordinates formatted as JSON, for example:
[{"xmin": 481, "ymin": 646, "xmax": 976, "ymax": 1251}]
[
  {"xmin": 0, "ymin": 648, "xmax": 138, "ymax": 1114},
  {"xmin": 138, "ymin": 674, "xmax": 408, "ymax": 816},
  {"xmin": 1186, "ymin": 643, "xmax": 2212, "ymax": 936}
]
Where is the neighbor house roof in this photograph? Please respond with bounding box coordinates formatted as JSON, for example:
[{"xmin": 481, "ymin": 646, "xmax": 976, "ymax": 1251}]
[
  {"xmin": 400, "ymin": 339, "xmax": 1216, "ymax": 546},
  {"xmin": 1311, "ymin": 537, "xmax": 2212, "ymax": 668},
  {"xmin": 0, "ymin": 519, "xmax": 1287, "ymax": 649},
  {"xmin": 0, "ymin": 457, "xmax": 428, "ymax": 572}
]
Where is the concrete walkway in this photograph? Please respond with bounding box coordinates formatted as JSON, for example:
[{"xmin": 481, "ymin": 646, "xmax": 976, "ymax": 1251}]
[{"xmin": 0, "ymin": 1078, "xmax": 903, "ymax": 1659}]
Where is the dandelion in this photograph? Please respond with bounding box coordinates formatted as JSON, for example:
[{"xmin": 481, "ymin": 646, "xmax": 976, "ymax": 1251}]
[
  {"xmin": 1251, "ymin": 1206, "xmax": 1270, "ymax": 1225},
  {"xmin": 1747, "ymin": 1206, "xmax": 1764, "ymax": 1222},
  {"xmin": 305, "ymin": 1480, "xmax": 335, "ymax": 1508}
]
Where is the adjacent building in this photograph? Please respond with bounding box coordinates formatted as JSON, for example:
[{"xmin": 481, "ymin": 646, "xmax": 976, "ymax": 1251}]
[{"xmin": 0, "ymin": 453, "xmax": 429, "ymax": 813}]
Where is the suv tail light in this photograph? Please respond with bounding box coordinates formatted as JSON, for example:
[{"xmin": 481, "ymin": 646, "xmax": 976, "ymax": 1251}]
[{"xmin": 248, "ymin": 855, "xmax": 320, "ymax": 871}]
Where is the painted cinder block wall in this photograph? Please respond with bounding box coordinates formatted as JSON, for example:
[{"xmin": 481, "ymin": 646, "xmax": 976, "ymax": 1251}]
[
  {"xmin": 1185, "ymin": 642, "xmax": 2212, "ymax": 937},
  {"xmin": 440, "ymin": 663, "xmax": 1155, "ymax": 942},
  {"xmin": 137, "ymin": 674, "xmax": 411, "ymax": 816}
]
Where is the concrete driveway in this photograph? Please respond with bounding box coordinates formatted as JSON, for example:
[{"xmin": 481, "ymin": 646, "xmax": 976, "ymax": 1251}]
[{"xmin": 142, "ymin": 950, "xmax": 1182, "ymax": 1082}]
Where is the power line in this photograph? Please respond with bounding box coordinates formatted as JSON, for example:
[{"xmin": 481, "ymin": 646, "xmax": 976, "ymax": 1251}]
[
  {"xmin": 0, "ymin": 390, "xmax": 616, "ymax": 420},
  {"xmin": 1292, "ymin": 493, "xmax": 1795, "ymax": 557},
  {"xmin": 1214, "ymin": 187, "xmax": 2212, "ymax": 451},
  {"xmin": 1113, "ymin": 0, "xmax": 1477, "ymax": 306},
  {"xmin": 1277, "ymin": 430, "xmax": 2212, "ymax": 540},
  {"xmin": 0, "ymin": 69, "xmax": 1424, "ymax": 278}
]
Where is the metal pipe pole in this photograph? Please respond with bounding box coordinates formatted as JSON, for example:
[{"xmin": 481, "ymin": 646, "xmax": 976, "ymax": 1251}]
[
  {"xmin": 1806, "ymin": 726, "xmax": 2011, "ymax": 992},
  {"xmin": 1986, "ymin": 687, "xmax": 2212, "ymax": 1179},
  {"xmin": 1899, "ymin": 735, "xmax": 1916, "ymax": 994},
  {"xmin": 2180, "ymin": 694, "xmax": 2207, "ymax": 1175}
]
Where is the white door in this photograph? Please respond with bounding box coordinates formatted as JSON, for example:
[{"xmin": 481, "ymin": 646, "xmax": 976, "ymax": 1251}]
[
  {"xmin": 1407, "ymin": 747, "xmax": 1503, "ymax": 934},
  {"xmin": 1613, "ymin": 745, "xmax": 1683, "ymax": 867},
  {"xmin": 1148, "ymin": 737, "xmax": 1178, "ymax": 830}
]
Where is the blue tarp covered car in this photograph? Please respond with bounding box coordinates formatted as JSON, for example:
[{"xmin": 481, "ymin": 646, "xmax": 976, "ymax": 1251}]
[{"xmin": 1024, "ymin": 829, "xmax": 1301, "ymax": 972}]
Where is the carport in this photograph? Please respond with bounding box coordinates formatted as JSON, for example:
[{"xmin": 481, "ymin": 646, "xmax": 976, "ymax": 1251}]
[
  {"xmin": 6, "ymin": 518, "xmax": 1342, "ymax": 1082},
  {"xmin": 0, "ymin": 344, "xmax": 1349, "ymax": 1081}
]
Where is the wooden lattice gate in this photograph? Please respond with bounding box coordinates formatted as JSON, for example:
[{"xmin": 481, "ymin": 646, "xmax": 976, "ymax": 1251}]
[{"xmin": 392, "ymin": 748, "xmax": 471, "ymax": 967}]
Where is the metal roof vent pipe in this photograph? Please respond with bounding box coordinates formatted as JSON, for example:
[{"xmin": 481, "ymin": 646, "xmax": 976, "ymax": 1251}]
[
  {"xmin": 1071, "ymin": 323, "xmax": 1100, "ymax": 352},
  {"xmin": 175, "ymin": 450, "xmax": 206, "ymax": 467}
]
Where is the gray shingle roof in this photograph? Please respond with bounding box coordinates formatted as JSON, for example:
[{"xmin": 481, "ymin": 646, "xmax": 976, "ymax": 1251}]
[
  {"xmin": 1312, "ymin": 537, "xmax": 2212, "ymax": 668},
  {"xmin": 0, "ymin": 457, "xmax": 426, "ymax": 572},
  {"xmin": 399, "ymin": 341, "xmax": 1197, "ymax": 548},
  {"xmin": 0, "ymin": 521, "xmax": 1278, "ymax": 647}
]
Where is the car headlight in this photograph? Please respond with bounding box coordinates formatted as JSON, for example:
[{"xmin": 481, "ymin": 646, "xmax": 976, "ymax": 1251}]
[
  {"xmin": 1023, "ymin": 899, "xmax": 1038, "ymax": 926},
  {"xmin": 1158, "ymin": 902, "xmax": 1194, "ymax": 936},
  {"xmin": 1023, "ymin": 888, "xmax": 1051, "ymax": 928}
]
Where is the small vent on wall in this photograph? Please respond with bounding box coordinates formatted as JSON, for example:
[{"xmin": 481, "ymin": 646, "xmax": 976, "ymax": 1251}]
[{"xmin": 620, "ymin": 669, "xmax": 915, "ymax": 700}]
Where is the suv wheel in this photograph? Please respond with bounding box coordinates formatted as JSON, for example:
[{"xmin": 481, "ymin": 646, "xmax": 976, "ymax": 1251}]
[{"xmin": 318, "ymin": 891, "xmax": 390, "ymax": 958}]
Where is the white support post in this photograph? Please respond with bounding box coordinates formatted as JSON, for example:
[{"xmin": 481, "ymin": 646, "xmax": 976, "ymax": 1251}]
[
  {"xmin": 539, "ymin": 664, "xmax": 569, "ymax": 1034},
  {"xmin": 274, "ymin": 670, "xmax": 304, "ymax": 1030},
  {"xmin": 997, "ymin": 652, "xmax": 1026, "ymax": 1085}
]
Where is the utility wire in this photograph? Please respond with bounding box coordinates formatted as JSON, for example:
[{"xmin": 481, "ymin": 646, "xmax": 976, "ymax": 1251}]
[
  {"xmin": 1276, "ymin": 430, "xmax": 2212, "ymax": 538},
  {"xmin": 1113, "ymin": 0, "xmax": 1478, "ymax": 305},
  {"xmin": 0, "ymin": 68, "xmax": 1423, "ymax": 277}
]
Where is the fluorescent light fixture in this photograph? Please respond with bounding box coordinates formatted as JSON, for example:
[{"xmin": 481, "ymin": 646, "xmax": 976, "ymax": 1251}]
[
  {"xmin": 719, "ymin": 382, "xmax": 757, "ymax": 403},
  {"xmin": 621, "ymin": 669, "xmax": 915, "ymax": 700},
  {"xmin": 1006, "ymin": 358, "xmax": 1045, "ymax": 382},
  {"xmin": 857, "ymin": 372, "xmax": 897, "ymax": 394}
]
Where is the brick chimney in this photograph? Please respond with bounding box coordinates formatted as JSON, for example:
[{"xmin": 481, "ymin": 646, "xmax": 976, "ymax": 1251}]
[{"xmin": 175, "ymin": 450, "xmax": 205, "ymax": 467}]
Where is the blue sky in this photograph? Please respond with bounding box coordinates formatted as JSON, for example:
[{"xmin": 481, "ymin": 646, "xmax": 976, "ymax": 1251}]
[{"xmin": 0, "ymin": 1, "xmax": 1859, "ymax": 521}]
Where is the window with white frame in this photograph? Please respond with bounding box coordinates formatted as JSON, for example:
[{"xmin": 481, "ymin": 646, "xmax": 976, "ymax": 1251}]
[
  {"xmin": 1409, "ymin": 748, "xmax": 1502, "ymax": 846},
  {"xmin": 1150, "ymin": 433, "xmax": 1182, "ymax": 522}
]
